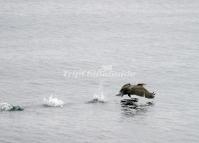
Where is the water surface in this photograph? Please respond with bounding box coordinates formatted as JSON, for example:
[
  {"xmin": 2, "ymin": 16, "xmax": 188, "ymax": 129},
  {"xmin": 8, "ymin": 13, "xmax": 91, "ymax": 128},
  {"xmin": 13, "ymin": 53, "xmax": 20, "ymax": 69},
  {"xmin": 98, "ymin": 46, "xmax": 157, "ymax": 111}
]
[{"xmin": 0, "ymin": 0, "xmax": 199, "ymax": 143}]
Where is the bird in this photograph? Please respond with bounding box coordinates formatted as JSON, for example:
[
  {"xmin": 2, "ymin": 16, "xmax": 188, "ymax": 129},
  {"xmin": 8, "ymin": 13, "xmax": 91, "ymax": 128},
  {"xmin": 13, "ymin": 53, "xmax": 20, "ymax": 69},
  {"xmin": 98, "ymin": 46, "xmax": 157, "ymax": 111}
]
[{"xmin": 116, "ymin": 83, "xmax": 155, "ymax": 99}]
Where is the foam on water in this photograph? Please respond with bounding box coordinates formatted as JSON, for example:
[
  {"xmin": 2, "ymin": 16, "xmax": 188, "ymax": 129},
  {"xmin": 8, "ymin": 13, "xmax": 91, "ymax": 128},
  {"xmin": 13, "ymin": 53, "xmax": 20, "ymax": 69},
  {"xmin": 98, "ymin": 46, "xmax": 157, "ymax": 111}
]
[{"xmin": 43, "ymin": 96, "xmax": 64, "ymax": 107}]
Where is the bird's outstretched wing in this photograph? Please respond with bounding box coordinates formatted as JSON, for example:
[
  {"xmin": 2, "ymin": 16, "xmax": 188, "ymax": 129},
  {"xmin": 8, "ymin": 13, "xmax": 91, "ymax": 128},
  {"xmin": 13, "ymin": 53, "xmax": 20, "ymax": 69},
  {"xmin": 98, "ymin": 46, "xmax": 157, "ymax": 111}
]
[{"xmin": 137, "ymin": 83, "xmax": 146, "ymax": 86}]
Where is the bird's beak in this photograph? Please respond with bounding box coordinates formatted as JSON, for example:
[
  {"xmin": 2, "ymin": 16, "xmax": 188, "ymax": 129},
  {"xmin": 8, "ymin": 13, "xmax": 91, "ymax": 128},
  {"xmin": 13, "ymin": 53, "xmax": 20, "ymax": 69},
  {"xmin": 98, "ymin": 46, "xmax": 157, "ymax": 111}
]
[{"xmin": 116, "ymin": 92, "xmax": 123, "ymax": 96}]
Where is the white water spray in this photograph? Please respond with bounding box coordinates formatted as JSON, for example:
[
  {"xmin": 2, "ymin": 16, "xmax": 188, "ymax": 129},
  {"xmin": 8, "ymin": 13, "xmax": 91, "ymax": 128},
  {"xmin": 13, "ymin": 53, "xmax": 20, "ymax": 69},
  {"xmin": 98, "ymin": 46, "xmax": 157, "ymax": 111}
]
[
  {"xmin": 0, "ymin": 102, "xmax": 13, "ymax": 111},
  {"xmin": 90, "ymin": 79, "xmax": 106, "ymax": 103},
  {"xmin": 43, "ymin": 96, "xmax": 64, "ymax": 107}
]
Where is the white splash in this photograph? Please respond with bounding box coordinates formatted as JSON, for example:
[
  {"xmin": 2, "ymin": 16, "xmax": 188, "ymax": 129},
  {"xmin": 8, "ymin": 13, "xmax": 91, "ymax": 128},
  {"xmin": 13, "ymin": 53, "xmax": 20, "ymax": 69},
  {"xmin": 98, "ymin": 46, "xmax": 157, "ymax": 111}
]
[
  {"xmin": 43, "ymin": 96, "xmax": 64, "ymax": 107},
  {"xmin": 130, "ymin": 96, "xmax": 154, "ymax": 107},
  {"xmin": 87, "ymin": 78, "xmax": 106, "ymax": 104},
  {"xmin": 93, "ymin": 92, "xmax": 105, "ymax": 103},
  {"xmin": 0, "ymin": 102, "xmax": 13, "ymax": 111}
]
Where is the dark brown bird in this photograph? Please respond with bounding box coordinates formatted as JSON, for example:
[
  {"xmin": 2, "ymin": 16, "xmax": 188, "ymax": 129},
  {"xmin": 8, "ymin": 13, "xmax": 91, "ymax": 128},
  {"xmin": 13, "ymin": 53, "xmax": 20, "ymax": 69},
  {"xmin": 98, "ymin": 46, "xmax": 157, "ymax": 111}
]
[{"xmin": 116, "ymin": 83, "xmax": 155, "ymax": 99}]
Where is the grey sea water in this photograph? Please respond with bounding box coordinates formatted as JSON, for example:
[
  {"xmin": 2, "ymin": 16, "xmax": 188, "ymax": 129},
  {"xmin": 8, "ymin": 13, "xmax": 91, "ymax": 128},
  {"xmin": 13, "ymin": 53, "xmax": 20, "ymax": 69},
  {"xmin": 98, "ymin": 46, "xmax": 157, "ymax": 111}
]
[{"xmin": 0, "ymin": 0, "xmax": 199, "ymax": 143}]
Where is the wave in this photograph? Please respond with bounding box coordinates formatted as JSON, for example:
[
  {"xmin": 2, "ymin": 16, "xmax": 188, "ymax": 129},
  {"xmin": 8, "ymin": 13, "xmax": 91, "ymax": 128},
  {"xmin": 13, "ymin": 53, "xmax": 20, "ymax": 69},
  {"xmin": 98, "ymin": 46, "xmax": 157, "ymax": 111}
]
[
  {"xmin": 43, "ymin": 96, "xmax": 64, "ymax": 107},
  {"xmin": 0, "ymin": 102, "xmax": 24, "ymax": 111}
]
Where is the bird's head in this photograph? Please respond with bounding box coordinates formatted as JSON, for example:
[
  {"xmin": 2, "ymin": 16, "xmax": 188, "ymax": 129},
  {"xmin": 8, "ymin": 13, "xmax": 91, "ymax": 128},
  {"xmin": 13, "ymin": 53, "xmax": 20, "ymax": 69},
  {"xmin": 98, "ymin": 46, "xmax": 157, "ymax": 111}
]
[{"xmin": 116, "ymin": 83, "xmax": 131, "ymax": 97}]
